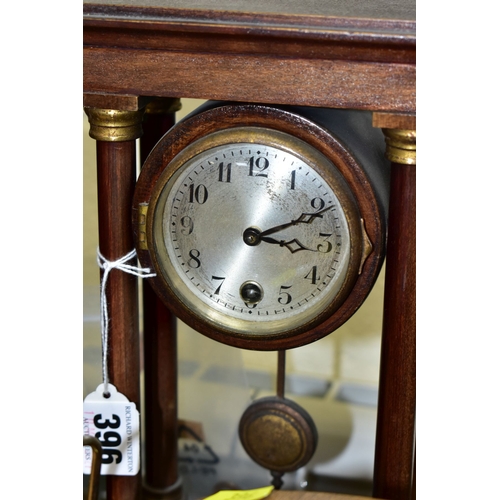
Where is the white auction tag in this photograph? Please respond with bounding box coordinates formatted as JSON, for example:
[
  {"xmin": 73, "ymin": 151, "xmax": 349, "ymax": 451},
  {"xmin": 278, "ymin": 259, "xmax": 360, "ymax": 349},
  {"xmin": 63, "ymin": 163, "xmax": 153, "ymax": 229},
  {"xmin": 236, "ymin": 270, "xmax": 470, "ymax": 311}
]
[{"xmin": 83, "ymin": 383, "xmax": 140, "ymax": 476}]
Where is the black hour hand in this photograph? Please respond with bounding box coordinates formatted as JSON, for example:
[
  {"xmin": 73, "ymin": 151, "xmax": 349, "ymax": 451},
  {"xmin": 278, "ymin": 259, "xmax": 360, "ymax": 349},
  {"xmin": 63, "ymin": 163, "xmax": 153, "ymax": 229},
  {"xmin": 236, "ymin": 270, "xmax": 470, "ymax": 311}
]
[{"xmin": 260, "ymin": 235, "xmax": 317, "ymax": 254}]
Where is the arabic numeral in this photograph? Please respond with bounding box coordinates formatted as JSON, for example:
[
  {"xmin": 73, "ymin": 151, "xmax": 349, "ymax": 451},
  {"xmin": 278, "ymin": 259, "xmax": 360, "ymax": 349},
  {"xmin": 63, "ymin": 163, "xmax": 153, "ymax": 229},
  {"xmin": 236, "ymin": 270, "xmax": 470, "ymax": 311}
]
[
  {"xmin": 304, "ymin": 266, "xmax": 320, "ymax": 284},
  {"xmin": 188, "ymin": 184, "xmax": 208, "ymax": 204},
  {"xmin": 180, "ymin": 216, "xmax": 194, "ymax": 235},
  {"xmin": 93, "ymin": 414, "xmax": 121, "ymax": 429},
  {"xmin": 248, "ymin": 156, "xmax": 269, "ymax": 177},
  {"xmin": 311, "ymin": 197, "xmax": 325, "ymax": 211},
  {"xmin": 188, "ymin": 249, "xmax": 201, "ymax": 268},
  {"xmin": 218, "ymin": 162, "xmax": 232, "ymax": 182},
  {"xmin": 211, "ymin": 276, "xmax": 226, "ymax": 295},
  {"xmin": 278, "ymin": 285, "xmax": 292, "ymax": 305},
  {"xmin": 95, "ymin": 430, "xmax": 122, "ymax": 447},
  {"xmin": 317, "ymin": 233, "xmax": 333, "ymax": 253},
  {"xmin": 101, "ymin": 449, "xmax": 123, "ymax": 465}
]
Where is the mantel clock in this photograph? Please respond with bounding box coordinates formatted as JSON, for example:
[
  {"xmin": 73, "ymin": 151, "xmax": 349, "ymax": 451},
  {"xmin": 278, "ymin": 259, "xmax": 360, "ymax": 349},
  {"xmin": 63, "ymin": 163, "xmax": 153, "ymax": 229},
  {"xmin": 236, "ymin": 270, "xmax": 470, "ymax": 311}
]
[{"xmin": 133, "ymin": 102, "xmax": 390, "ymax": 351}]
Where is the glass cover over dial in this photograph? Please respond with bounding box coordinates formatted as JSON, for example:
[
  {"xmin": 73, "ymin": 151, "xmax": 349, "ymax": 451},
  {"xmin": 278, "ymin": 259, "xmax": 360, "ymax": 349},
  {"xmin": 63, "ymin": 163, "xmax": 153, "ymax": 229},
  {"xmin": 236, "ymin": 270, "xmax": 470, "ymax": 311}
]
[{"xmin": 148, "ymin": 128, "xmax": 361, "ymax": 338}]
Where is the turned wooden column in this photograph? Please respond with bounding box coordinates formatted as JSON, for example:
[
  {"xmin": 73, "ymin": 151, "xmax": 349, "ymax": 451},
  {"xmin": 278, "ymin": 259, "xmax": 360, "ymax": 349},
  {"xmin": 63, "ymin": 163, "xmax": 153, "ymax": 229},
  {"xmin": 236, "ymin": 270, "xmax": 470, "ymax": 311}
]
[
  {"xmin": 85, "ymin": 107, "xmax": 145, "ymax": 500},
  {"xmin": 372, "ymin": 123, "xmax": 416, "ymax": 500},
  {"xmin": 140, "ymin": 98, "xmax": 184, "ymax": 500}
]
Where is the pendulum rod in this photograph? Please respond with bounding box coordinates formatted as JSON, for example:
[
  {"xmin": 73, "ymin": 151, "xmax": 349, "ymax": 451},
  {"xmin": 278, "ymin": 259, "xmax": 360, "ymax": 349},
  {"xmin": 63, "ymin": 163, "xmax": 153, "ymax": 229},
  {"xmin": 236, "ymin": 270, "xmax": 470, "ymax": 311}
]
[
  {"xmin": 272, "ymin": 350, "xmax": 287, "ymax": 489},
  {"xmin": 277, "ymin": 350, "xmax": 286, "ymax": 399}
]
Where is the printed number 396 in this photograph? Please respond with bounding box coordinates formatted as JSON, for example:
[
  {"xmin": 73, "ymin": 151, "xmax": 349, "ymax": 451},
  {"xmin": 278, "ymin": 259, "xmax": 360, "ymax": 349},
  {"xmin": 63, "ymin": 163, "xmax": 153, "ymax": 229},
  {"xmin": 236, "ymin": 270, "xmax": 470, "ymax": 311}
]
[{"xmin": 94, "ymin": 414, "xmax": 122, "ymax": 464}]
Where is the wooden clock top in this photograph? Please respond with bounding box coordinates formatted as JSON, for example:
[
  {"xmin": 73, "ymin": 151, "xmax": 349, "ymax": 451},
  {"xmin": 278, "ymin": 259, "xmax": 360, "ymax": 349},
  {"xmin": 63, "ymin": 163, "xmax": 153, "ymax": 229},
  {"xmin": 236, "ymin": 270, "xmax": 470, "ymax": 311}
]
[{"xmin": 83, "ymin": 0, "xmax": 415, "ymax": 113}]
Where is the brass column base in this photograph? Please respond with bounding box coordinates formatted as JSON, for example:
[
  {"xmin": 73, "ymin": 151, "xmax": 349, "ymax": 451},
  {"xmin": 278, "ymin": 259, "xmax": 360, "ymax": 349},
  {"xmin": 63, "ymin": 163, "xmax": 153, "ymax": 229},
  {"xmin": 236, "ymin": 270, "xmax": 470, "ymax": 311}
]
[{"xmin": 142, "ymin": 477, "xmax": 183, "ymax": 500}]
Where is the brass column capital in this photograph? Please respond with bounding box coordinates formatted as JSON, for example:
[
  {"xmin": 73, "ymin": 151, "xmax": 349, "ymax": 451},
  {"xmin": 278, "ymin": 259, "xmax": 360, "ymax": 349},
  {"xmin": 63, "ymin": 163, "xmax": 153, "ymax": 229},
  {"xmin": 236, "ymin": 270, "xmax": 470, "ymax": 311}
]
[
  {"xmin": 144, "ymin": 98, "xmax": 182, "ymax": 116},
  {"xmin": 382, "ymin": 129, "xmax": 416, "ymax": 165},
  {"xmin": 84, "ymin": 107, "xmax": 145, "ymax": 142}
]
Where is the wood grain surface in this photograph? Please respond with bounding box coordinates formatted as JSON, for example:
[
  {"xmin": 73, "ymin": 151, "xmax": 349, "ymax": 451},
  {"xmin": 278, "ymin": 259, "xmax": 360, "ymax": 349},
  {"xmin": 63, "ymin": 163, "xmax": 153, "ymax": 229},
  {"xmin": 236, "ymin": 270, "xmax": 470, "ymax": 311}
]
[
  {"xmin": 84, "ymin": 3, "xmax": 416, "ymax": 498},
  {"xmin": 84, "ymin": 47, "xmax": 414, "ymax": 113},
  {"xmin": 141, "ymin": 110, "xmax": 182, "ymax": 496},
  {"xmin": 83, "ymin": 2, "xmax": 415, "ymax": 113},
  {"xmin": 373, "ymin": 163, "xmax": 416, "ymax": 500},
  {"xmin": 96, "ymin": 140, "xmax": 142, "ymax": 500}
]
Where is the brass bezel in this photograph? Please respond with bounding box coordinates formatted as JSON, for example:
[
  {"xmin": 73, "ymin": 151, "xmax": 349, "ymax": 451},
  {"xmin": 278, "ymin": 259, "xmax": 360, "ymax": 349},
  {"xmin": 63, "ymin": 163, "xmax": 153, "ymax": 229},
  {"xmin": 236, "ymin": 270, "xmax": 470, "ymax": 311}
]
[{"xmin": 146, "ymin": 126, "xmax": 363, "ymax": 341}]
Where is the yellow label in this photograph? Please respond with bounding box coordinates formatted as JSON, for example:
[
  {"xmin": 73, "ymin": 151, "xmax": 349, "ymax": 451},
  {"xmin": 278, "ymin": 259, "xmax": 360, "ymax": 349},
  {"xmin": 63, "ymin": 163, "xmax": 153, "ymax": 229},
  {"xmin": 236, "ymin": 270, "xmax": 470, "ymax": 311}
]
[{"xmin": 203, "ymin": 485, "xmax": 274, "ymax": 500}]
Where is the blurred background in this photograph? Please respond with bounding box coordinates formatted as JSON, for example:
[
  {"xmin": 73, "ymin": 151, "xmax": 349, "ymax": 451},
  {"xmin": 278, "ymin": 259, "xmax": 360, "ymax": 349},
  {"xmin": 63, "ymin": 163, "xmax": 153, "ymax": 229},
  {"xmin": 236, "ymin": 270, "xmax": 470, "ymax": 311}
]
[{"xmin": 83, "ymin": 99, "xmax": 385, "ymax": 498}]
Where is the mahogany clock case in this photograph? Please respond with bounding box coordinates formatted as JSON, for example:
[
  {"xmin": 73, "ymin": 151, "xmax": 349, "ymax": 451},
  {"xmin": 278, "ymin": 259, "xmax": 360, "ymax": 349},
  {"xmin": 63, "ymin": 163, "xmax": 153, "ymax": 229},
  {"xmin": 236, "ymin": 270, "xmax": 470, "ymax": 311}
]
[{"xmin": 133, "ymin": 102, "xmax": 390, "ymax": 350}]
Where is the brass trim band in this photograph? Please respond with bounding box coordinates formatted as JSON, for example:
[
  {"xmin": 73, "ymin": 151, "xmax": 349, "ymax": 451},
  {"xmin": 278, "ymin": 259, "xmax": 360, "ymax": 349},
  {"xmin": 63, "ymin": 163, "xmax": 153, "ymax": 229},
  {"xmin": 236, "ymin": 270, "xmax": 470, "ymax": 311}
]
[
  {"xmin": 85, "ymin": 107, "xmax": 145, "ymax": 142},
  {"xmin": 137, "ymin": 204, "xmax": 149, "ymax": 250},
  {"xmin": 382, "ymin": 128, "xmax": 416, "ymax": 165}
]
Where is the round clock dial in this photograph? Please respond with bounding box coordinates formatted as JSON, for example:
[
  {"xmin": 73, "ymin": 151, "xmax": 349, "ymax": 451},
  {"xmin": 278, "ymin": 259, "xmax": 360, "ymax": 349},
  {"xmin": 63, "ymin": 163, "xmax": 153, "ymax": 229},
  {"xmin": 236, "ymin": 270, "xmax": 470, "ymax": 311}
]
[
  {"xmin": 149, "ymin": 128, "xmax": 361, "ymax": 338},
  {"xmin": 134, "ymin": 103, "xmax": 388, "ymax": 349}
]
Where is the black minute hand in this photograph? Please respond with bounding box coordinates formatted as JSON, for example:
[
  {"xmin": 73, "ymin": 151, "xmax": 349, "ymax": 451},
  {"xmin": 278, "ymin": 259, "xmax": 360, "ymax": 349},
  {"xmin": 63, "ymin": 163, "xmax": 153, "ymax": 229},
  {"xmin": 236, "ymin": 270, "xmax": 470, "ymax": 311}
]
[{"xmin": 259, "ymin": 206, "xmax": 332, "ymax": 237}]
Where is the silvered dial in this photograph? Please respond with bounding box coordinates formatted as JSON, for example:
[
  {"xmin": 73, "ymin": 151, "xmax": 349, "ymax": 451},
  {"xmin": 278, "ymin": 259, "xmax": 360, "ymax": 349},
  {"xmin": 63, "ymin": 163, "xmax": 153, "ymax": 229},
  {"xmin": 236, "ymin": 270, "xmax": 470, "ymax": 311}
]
[{"xmin": 150, "ymin": 128, "xmax": 359, "ymax": 337}]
